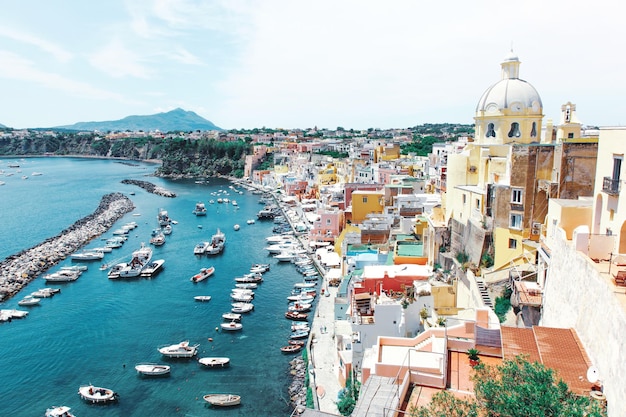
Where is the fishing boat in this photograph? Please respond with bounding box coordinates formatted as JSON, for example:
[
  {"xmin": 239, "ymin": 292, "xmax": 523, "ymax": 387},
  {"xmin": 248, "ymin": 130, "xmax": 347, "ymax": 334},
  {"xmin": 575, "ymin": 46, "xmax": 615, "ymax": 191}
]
[
  {"xmin": 198, "ymin": 357, "xmax": 230, "ymax": 367},
  {"xmin": 285, "ymin": 311, "xmax": 308, "ymax": 321},
  {"xmin": 203, "ymin": 393, "xmax": 241, "ymax": 407},
  {"xmin": 135, "ymin": 363, "xmax": 171, "ymax": 376},
  {"xmin": 194, "ymin": 295, "xmax": 212, "ymax": 302},
  {"xmin": 190, "ymin": 266, "xmax": 215, "ymax": 283},
  {"xmin": 222, "ymin": 312, "xmax": 242, "ymax": 321},
  {"xmin": 280, "ymin": 344, "xmax": 303, "ymax": 354},
  {"xmin": 77, "ymin": 385, "xmax": 118, "ymax": 403}
]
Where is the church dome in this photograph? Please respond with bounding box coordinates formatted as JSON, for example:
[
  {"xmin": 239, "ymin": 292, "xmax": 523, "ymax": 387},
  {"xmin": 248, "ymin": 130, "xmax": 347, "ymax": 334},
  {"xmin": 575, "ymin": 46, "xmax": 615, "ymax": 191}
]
[{"xmin": 475, "ymin": 53, "xmax": 542, "ymax": 115}]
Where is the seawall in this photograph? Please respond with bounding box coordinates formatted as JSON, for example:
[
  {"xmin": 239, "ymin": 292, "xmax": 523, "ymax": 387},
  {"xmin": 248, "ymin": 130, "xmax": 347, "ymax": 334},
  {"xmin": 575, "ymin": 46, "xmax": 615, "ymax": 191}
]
[
  {"xmin": 0, "ymin": 193, "xmax": 135, "ymax": 301},
  {"xmin": 121, "ymin": 179, "xmax": 176, "ymax": 197}
]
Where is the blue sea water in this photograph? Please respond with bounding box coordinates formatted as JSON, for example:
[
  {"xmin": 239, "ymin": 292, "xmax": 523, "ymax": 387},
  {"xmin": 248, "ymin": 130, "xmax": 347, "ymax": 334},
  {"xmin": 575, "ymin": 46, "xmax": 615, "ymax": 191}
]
[{"xmin": 0, "ymin": 157, "xmax": 307, "ymax": 416}]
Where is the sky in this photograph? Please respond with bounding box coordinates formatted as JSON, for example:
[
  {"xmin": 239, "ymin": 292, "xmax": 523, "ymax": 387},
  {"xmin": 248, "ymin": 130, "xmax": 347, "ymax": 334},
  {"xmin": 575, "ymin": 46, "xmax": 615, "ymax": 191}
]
[{"xmin": 1, "ymin": 0, "xmax": 625, "ymax": 130}]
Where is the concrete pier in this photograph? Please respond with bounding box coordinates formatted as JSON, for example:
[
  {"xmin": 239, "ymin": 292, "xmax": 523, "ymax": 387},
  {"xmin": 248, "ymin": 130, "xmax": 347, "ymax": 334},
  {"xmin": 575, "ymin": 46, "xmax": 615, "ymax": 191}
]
[{"xmin": 0, "ymin": 193, "xmax": 135, "ymax": 301}]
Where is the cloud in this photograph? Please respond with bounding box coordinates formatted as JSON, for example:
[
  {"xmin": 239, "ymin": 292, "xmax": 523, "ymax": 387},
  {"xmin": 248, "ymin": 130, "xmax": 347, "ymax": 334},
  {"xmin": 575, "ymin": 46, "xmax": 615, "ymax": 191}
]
[
  {"xmin": 0, "ymin": 26, "xmax": 72, "ymax": 62},
  {"xmin": 0, "ymin": 50, "xmax": 136, "ymax": 102},
  {"xmin": 89, "ymin": 39, "xmax": 154, "ymax": 79}
]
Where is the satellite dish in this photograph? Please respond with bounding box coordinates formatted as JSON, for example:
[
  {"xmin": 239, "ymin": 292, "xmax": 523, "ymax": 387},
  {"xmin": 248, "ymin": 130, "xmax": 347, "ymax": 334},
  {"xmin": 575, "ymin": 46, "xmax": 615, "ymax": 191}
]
[{"xmin": 586, "ymin": 366, "xmax": 600, "ymax": 383}]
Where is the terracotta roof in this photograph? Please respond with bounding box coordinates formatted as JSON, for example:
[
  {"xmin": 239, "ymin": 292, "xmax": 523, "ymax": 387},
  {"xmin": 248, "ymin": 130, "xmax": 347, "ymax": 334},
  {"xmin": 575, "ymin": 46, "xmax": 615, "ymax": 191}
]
[
  {"xmin": 513, "ymin": 281, "xmax": 542, "ymax": 306},
  {"xmin": 501, "ymin": 326, "xmax": 592, "ymax": 396}
]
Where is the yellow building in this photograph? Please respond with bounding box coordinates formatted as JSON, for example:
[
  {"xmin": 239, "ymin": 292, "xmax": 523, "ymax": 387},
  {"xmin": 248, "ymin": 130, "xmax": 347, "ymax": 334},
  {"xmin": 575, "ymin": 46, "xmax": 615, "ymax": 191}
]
[
  {"xmin": 351, "ymin": 190, "xmax": 384, "ymax": 224},
  {"xmin": 444, "ymin": 52, "xmax": 597, "ymax": 271},
  {"xmin": 375, "ymin": 143, "xmax": 400, "ymax": 162},
  {"xmin": 318, "ymin": 163, "xmax": 338, "ymax": 186}
]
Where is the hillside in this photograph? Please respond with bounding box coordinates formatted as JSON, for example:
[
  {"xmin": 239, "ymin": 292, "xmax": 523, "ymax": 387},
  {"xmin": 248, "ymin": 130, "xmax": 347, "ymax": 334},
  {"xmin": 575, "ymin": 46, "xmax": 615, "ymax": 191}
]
[{"xmin": 54, "ymin": 108, "xmax": 221, "ymax": 132}]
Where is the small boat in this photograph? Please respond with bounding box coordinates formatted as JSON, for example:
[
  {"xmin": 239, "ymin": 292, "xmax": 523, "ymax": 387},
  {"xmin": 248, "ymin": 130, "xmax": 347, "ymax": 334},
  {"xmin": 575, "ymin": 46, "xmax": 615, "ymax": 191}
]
[
  {"xmin": 231, "ymin": 303, "xmax": 254, "ymax": 313},
  {"xmin": 280, "ymin": 344, "xmax": 303, "ymax": 354},
  {"xmin": 290, "ymin": 329, "xmax": 310, "ymax": 339},
  {"xmin": 135, "ymin": 363, "xmax": 171, "ymax": 376},
  {"xmin": 18, "ymin": 295, "xmax": 41, "ymax": 306},
  {"xmin": 60, "ymin": 265, "xmax": 88, "ymax": 272},
  {"xmin": 107, "ymin": 263, "xmax": 128, "ymax": 279},
  {"xmin": 30, "ymin": 288, "xmax": 58, "ymax": 298},
  {"xmin": 191, "ymin": 266, "xmax": 215, "ymax": 283},
  {"xmin": 149, "ymin": 232, "xmax": 165, "ymax": 246},
  {"xmin": 78, "ymin": 385, "xmax": 118, "ymax": 403},
  {"xmin": 203, "ymin": 393, "xmax": 241, "ymax": 407},
  {"xmin": 44, "ymin": 269, "xmax": 81, "ymax": 282},
  {"xmin": 287, "ymin": 302, "xmax": 312, "ymax": 313},
  {"xmin": 140, "ymin": 259, "xmax": 165, "ymax": 277},
  {"xmin": 230, "ymin": 292, "xmax": 253, "ymax": 302},
  {"xmin": 294, "ymin": 282, "xmax": 316, "ymax": 289},
  {"xmin": 291, "ymin": 323, "xmax": 310, "ymax": 332},
  {"xmin": 233, "ymin": 224, "xmax": 240, "ymax": 231},
  {"xmin": 247, "ymin": 219, "xmax": 255, "ymax": 225},
  {"xmin": 287, "ymin": 294, "xmax": 314, "ymax": 303},
  {"xmin": 222, "ymin": 312, "xmax": 242, "ymax": 321},
  {"xmin": 45, "ymin": 405, "xmax": 76, "ymax": 417},
  {"xmin": 193, "ymin": 241, "xmax": 210, "ymax": 255},
  {"xmin": 285, "ymin": 311, "xmax": 308, "ymax": 321},
  {"xmin": 158, "ymin": 340, "xmax": 199, "ymax": 358},
  {"xmin": 234, "ymin": 282, "xmax": 257, "ymax": 289},
  {"xmin": 162, "ymin": 224, "xmax": 173, "ymax": 235},
  {"xmin": 250, "ymin": 263, "xmax": 270, "ymax": 273},
  {"xmin": 220, "ymin": 321, "xmax": 243, "ymax": 331},
  {"xmin": 70, "ymin": 250, "xmax": 104, "ymax": 261},
  {"xmin": 234, "ymin": 273, "xmax": 263, "ymax": 283},
  {"xmin": 193, "ymin": 201, "xmax": 207, "ymax": 216},
  {"xmin": 194, "ymin": 295, "xmax": 212, "ymax": 302},
  {"xmin": 198, "ymin": 357, "xmax": 230, "ymax": 367}
]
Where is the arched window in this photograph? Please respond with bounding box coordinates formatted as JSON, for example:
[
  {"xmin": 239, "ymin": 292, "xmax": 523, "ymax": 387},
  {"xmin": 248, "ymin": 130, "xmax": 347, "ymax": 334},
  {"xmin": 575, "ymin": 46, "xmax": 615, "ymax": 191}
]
[
  {"xmin": 508, "ymin": 122, "xmax": 520, "ymax": 138},
  {"xmin": 530, "ymin": 122, "xmax": 537, "ymax": 137},
  {"xmin": 486, "ymin": 123, "xmax": 496, "ymax": 138}
]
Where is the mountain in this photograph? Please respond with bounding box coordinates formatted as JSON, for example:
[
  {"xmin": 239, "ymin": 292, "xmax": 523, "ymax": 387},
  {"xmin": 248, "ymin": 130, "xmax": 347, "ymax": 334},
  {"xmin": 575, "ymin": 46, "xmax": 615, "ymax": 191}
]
[
  {"xmin": 0, "ymin": 123, "xmax": 6, "ymax": 129},
  {"xmin": 54, "ymin": 108, "xmax": 222, "ymax": 132}
]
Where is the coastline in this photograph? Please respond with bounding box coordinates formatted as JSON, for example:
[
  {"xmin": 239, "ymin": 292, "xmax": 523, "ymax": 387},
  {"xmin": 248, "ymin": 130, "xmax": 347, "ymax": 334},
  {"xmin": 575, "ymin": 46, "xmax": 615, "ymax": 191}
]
[{"xmin": 0, "ymin": 193, "xmax": 135, "ymax": 301}]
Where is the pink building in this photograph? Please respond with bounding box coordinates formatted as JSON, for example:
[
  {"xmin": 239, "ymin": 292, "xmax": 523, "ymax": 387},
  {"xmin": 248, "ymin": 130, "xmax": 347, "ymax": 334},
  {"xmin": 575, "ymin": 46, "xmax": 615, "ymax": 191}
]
[{"xmin": 310, "ymin": 209, "xmax": 344, "ymax": 242}]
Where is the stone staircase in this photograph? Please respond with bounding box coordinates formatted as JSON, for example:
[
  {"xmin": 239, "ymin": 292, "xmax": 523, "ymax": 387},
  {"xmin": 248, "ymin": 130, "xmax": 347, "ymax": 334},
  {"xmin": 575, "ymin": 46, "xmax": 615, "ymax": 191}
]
[{"xmin": 475, "ymin": 276, "xmax": 493, "ymax": 308}]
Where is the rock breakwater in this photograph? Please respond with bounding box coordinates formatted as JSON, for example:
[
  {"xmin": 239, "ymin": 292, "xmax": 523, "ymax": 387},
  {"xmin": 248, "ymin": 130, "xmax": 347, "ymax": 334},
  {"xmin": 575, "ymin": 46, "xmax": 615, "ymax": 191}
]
[
  {"xmin": 0, "ymin": 193, "xmax": 135, "ymax": 301},
  {"xmin": 121, "ymin": 179, "xmax": 176, "ymax": 197}
]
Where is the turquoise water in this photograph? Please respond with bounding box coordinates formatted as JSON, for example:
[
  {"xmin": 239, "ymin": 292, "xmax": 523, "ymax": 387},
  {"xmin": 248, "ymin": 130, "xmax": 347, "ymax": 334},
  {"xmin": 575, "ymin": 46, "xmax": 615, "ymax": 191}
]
[{"xmin": 0, "ymin": 158, "xmax": 307, "ymax": 416}]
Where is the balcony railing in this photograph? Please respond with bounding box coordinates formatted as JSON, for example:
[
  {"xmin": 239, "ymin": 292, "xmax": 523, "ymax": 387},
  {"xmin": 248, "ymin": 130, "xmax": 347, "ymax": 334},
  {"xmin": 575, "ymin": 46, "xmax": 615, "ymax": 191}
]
[{"xmin": 602, "ymin": 177, "xmax": 621, "ymax": 195}]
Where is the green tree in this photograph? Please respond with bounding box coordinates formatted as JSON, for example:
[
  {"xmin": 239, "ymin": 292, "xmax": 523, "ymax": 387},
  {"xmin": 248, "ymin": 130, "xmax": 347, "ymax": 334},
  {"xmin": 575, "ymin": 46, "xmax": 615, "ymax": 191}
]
[{"xmin": 409, "ymin": 356, "xmax": 606, "ymax": 417}]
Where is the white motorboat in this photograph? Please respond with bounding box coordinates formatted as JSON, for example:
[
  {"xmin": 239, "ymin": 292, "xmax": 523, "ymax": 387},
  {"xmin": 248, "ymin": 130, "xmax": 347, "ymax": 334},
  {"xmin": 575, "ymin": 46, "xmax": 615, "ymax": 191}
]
[
  {"xmin": 193, "ymin": 201, "xmax": 207, "ymax": 216},
  {"xmin": 44, "ymin": 269, "xmax": 82, "ymax": 282},
  {"xmin": 287, "ymin": 294, "xmax": 315, "ymax": 303},
  {"xmin": 291, "ymin": 323, "xmax": 311, "ymax": 332},
  {"xmin": 140, "ymin": 259, "xmax": 165, "ymax": 277},
  {"xmin": 203, "ymin": 393, "xmax": 241, "ymax": 407},
  {"xmin": 135, "ymin": 363, "xmax": 171, "ymax": 376},
  {"xmin": 158, "ymin": 340, "xmax": 199, "ymax": 358},
  {"xmin": 230, "ymin": 293, "xmax": 254, "ymax": 302},
  {"xmin": 45, "ymin": 405, "xmax": 76, "ymax": 417},
  {"xmin": 90, "ymin": 246, "xmax": 112, "ymax": 253},
  {"xmin": 198, "ymin": 357, "xmax": 230, "ymax": 367},
  {"xmin": 193, "ymin": 241, "xmax": 210, "ymax": 255},
  {"xmin": 231, "ymin": 302, "xmax": 254, "ymax": 313},
  {"xmin": 250, "ymin": 263, "xmax": 270, "ymax": 273},
  {"xmin": 233, "ymin": 224, "xmax": 240, "ymax": 231},
  {"xmin": 265, "ymin": 243, "xmax": 296, "ymax": 254},
  {"xmin": 31, "ymin": 288, "xmax": 55, "ymax": 298},
  {"xmin": 149, "ymin": 232, "xmax": 165, "ymax": 246},
  {"xmin": 118, "ymin": 244, "xmax": 153, "ymax": 278},
  {"xmin": 70, "ymin": 250, "xmax": 104, "ymax": 261},
  {"xmin": 190, "ymin": 266, "xmax": 215, "ymax": 283},
  {"xmin": 60, "ymin": 265, "xmax": 87, "ymax": 272},
  {"xmin": 246, "ymin": 219, "xmax": 255, "ymax": 224},
  {"xmin": 220, "ymin": 321, "xmax": 243, "ymax": 331},
  {"xmin": 234, "ymin": 282, "xmax": 257, "ymax": 289},
  {"xmin": 107, "ymin": 262, "xmax": 128, "ymax": 279},
  {"xmin": 234, "ymin": 273, "xmax": 263, "ymax": 283},
  {"xmin": 18, "ymin": 295, "xmax": 41, "ymax": 306},
  {"xmin": 157, "ymin": 208, "xmax": 171, "ymax": 226},
  {"xmin": 294, "ymin": 282, "xmax": 316, "ymax": 289},
  {"xmin": 274, "ymin": 251, "xmax": 296, "ymax": 262},
  {"xmin": 288, "ymin": 302, "xmax": 312, "ymax": 312},
  {"xmin": 206, "ymin": 228, "xmax": 226, "ymax": 255},
  {"xmin": 162, "ymin": 224, "xmax": 173, "ymax": 235},
  {"xmin": 222, "ymin": 312, "xmax": 241, "ymax": 321},
  {"xmin": 194, "ymin": 295, "xmax": 212, "ymax": 302},
  {"xmin": 78, "ymin": 385, "xmax": 118, "ymax": 403}
]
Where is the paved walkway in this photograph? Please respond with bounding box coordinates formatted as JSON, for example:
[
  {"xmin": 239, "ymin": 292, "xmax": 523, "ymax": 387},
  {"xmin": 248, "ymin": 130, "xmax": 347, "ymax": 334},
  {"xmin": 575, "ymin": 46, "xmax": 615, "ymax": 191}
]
[{"xmin": 308, "ymin": 271, "xmax": 342, "ymax": 415}]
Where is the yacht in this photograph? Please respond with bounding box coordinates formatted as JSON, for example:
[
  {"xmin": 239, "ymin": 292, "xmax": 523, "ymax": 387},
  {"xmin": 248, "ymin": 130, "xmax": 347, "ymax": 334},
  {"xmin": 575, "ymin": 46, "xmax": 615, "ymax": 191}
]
[
  {"xmin": 158, "ymin": 340, "xmax": 199, "ymax": 358},
  {"xmin": 206, "ymin": 228, "xmax": 225, "ymax": 255},
  {"xmin": 118, "ymin": 244, "xmax": 153, "ymax": 278}
]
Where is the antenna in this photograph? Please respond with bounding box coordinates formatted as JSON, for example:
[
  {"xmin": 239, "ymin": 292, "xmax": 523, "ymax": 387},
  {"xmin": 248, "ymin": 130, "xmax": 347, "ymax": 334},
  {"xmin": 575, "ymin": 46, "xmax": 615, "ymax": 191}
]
[{"xmin": 586, "ymin": 366, "xmax": 600, "ymax": 384}]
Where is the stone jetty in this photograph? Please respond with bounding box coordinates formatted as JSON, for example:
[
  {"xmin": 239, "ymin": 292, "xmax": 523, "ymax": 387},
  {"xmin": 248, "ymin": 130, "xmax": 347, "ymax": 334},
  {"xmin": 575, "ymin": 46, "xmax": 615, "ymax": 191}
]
[
  {"xmin": 0, "ymin": 193, "xmax": 135, "ymax": 301},
  {"xmin": 121, "ymin": 179, "xmax": 176, "ymax": 197},
  {"xmin": 288, "ymin": 356, "xmax": 308, "ymax": 413}
]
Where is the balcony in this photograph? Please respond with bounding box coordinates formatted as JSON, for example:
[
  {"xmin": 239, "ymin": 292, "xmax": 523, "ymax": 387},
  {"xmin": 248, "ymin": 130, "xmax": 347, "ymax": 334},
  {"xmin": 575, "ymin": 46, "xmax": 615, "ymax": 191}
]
[{"xmin": 602, "ymin": 177, "xmax": 621, "ymax": 195}]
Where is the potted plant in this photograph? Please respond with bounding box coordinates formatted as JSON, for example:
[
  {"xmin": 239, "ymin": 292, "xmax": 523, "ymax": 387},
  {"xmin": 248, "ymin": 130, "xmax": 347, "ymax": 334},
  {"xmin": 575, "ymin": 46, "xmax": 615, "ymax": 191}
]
[{"xmin": 467, "ymin": 348, "xmax": 480, "ymax": 367}]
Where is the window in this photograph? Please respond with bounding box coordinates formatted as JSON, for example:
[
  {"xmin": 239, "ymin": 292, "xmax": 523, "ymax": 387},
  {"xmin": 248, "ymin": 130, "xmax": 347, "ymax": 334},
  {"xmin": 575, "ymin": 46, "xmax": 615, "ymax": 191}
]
[
  {"xmin": 510, "ymin": 213, "xmax": 522, "ymax": 229},
  {"xmin": 508, "ymin": 238, "xmax": 517, "ymax": 249},
  {"xmin": 326, "ymin": 219, "xmax": 331, "ymax": 225},
  {"xmin": 508, "ymin": 122, "xmax": 521, "ymax": 138},
  {"xmin": 486, "ymin": 123, "xmax": 496, "ymax": 138},
  {"xmin": 612, "ymin": 157, "xmax": 622, "ymax": 181},
  {"xmin": 462, "ymin": 194, "xmax": 467, "ymax": 205},
  {"xmin": 567, "ymin": 132, "xmax": 574, "ymax": 138},
  {"xmin": 362, "ymin": 197, "xmax": 368, "ymax": 203},
  {"xmin": 476, "ymin": 199, "xmax": 480, "ymax": 209},
  {"xmin": 530, "ymin": 122, "xmax": 537, "ymax": 137},
  {"xmin": 511, "ymin": 188, "xmax": 523, "ymax": 204}
]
